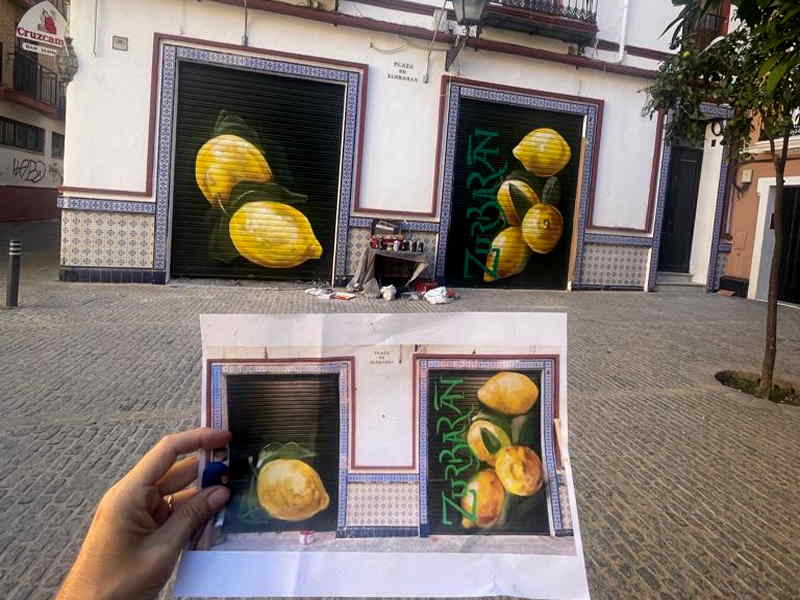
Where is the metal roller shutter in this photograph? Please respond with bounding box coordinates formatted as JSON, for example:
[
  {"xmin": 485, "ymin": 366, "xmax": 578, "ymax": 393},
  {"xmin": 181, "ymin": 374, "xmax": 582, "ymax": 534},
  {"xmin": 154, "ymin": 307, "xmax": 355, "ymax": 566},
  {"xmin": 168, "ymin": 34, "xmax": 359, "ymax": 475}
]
[
  {"xmin": 445, "ymin": 98, "xmax": 584, "ymax": 289},
  {"xmin": 170, "ymin": 61, "xmax": 345, "ymax": 281},
  {"xmin": 224, "ymin": 373, "xmax": 341, "ymax": 533},
  {"xmin": 425, "ymin": 369, "xmax": 549, "ymax": 535}
]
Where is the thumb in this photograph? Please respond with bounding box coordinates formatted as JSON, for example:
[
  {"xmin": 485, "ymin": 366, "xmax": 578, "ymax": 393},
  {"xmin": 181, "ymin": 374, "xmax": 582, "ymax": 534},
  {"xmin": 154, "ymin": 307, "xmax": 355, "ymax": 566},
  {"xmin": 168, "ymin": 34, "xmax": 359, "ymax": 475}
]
[{"xmin": 153, "ymin": 486, "xmax": 230, "ymax": 551}]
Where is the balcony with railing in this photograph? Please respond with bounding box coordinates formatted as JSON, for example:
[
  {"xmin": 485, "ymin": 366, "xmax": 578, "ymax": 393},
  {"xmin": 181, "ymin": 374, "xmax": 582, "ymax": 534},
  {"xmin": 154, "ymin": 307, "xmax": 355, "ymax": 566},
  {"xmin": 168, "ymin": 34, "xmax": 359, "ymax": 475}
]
[
  {"xmin": 10, "ymin": 51, "xmax": 67, "ymax": 119},
  {"xmin": 483, "ymin": 0, "xmax": 599, "ymax": 46}
]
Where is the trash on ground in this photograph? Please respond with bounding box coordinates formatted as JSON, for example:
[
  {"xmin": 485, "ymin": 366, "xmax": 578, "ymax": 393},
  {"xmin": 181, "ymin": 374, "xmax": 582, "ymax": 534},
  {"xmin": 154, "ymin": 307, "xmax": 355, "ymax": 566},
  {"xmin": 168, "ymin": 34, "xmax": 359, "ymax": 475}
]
[
  {"xmin": 381, "ymin": 284, "xmax": 398, "ymax": 301},
  {"xmin": 413, "ymin": 279, "xmax": 440, "ymax": 294},
  {"xmin": 331, "ymin": 292, "xmax": 356, "ymax": 301},
  {"xmin": 305, "ymin": 288, "xmax": 355, "ymax": 300},
  {"xmin": 305, "ymin": 287, "xmax": 334, "ymax": 297},
  {"xmin": 401, "ymin": 292, "xmax": 422, "ymax": 301},
  {"xmin": 424, "ymin": 286, "xmax": 459, "ymax": 304}
]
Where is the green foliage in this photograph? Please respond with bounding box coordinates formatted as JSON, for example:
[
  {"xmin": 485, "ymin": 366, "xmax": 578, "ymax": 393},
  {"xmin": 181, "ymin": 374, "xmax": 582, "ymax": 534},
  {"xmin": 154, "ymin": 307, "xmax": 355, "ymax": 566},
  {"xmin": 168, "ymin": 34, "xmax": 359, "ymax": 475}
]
[
  {"xmin": 480, "ymin": 427, "xmax": 502, "ymax": 454},
  {"xmin": 256, "ymin": 441, "xmax": 316, "ymax": 470},
  {"xmin": 213, "ymin": 110, "xmax": 264, "ymax": 152},
  {"xmin": 509, "ymin": 183, "xmax": 534, "ymax": 222},
  {"xmin": 661, "ymin": 1, "xmax": 800, "ymax": 104},
  {"xmin": 644, "ymin": 22, "xmax": 800, "ymax": 161},
  {"xmin": 541, "ymin": 177, "xmax": 562, "ymax": 206}
]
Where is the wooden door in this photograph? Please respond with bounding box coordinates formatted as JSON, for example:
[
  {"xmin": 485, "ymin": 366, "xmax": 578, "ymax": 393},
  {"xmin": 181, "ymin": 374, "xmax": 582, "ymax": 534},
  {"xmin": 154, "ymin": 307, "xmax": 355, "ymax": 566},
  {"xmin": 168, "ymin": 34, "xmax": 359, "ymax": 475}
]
[{"xmin": 658, "ymin": 146, "xmax": 703, "ymax": 273}]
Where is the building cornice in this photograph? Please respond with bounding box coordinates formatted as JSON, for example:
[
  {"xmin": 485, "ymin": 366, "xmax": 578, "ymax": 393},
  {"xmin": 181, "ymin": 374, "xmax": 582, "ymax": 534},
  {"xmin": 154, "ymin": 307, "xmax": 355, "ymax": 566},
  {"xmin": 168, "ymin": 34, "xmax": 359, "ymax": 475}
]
[{"xmin": 210, "ymin": 0, "xmax": 658, "ymax": 79}]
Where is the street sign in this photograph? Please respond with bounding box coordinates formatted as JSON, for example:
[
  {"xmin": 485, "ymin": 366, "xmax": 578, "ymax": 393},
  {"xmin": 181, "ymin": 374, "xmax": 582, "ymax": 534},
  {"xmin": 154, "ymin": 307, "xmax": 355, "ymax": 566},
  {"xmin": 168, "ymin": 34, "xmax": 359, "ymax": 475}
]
[
  {"xmin": 21, "ymin": 41, "xmax": 59, "ymax": 57},
  {"xmin": 16, "ymin": 1, "xmax": 68, "ymax": 55}
]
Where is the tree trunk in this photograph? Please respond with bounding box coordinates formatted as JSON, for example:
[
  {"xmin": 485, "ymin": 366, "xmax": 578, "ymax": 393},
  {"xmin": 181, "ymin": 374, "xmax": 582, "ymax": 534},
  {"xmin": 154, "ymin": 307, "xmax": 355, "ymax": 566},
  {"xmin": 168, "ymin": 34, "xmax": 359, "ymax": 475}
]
[{"xmin": 758, "ymin": 132, "xmax": 790, "ymax": 398}]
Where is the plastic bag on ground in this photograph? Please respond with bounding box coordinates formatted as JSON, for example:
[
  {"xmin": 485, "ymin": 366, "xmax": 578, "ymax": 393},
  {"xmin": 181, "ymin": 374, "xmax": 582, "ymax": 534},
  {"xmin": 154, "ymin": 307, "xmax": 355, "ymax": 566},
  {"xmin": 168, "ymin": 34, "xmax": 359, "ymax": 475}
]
[{"xmin": 424, "ymin": 286, "xmax": 453, "ymax": 305}]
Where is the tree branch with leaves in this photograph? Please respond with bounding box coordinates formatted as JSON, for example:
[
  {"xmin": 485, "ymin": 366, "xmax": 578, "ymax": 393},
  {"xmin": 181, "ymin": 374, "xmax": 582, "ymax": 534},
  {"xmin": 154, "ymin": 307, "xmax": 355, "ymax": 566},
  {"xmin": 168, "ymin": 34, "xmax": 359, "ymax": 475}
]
[{"xmin": 645, "ymin": 1, "xmax": 800, "ymax": 397}]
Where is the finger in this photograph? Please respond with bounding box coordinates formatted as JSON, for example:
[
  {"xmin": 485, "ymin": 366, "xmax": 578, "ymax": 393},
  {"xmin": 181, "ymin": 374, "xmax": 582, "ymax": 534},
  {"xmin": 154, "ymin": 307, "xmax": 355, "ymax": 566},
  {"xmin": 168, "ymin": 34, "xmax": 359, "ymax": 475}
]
[
  {"xmin": 128, "ymin": 428, "xmax": 231, "ymax": 487},
  {"xmin": 153, "ymin": 487, "xmax": 200, "ymax": 526},
  {"xmin": 156, "ymin": 456, "xmax": 199, "ymax": 495},
  {"xmin": 151, "ymin": 486, "xmax": 230, "ymax": 551}
]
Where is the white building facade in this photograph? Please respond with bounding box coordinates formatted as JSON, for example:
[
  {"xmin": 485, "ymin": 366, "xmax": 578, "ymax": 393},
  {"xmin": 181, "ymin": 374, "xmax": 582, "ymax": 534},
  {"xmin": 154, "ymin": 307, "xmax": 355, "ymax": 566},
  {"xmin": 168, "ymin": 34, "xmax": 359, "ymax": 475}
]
[{"xmin": 57, "ymin": 0, "xmax": 732, "ymax": 290}]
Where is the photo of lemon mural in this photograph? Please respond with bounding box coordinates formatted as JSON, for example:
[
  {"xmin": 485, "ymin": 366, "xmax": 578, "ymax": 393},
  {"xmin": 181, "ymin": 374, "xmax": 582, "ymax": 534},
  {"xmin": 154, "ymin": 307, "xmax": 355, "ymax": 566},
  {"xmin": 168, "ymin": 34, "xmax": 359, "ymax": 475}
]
[
  {"xmin": 427, "ymin": 369, "xmax": 550, "ymax": 535},
  {"xmin": 170, "ymin": 61, "xmax": 344, "ymax": 281},
  {"xmin": 445, "ymin": 99, "xmax": 584, "ymax": 289},
  {"xmin": 223, "ymin": 373, "xmax": 340, "ymax": 534}
]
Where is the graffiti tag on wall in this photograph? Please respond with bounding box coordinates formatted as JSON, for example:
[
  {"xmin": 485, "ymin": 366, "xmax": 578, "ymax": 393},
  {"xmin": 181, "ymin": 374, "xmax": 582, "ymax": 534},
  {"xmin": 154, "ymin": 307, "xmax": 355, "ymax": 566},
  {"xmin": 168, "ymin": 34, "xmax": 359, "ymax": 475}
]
[
  {"xmin": 12, "ymin": 158, "xmax": 47, "ymax": 184},
  {"xmin": 0, "ymin": 154, "xmax": 64, "ymax": 186}
]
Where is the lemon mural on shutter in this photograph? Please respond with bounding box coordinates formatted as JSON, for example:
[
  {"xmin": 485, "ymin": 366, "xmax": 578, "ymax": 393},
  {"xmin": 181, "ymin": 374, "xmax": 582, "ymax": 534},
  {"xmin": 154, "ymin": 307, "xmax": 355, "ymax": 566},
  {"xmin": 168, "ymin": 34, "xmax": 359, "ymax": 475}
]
[
  {"xmin": 445, "ymin": 99, "xmax": 583, "ymax": 290},
  {"xmin": 170, "ymin": 61, "xmax": 344, "ymax": 281}
]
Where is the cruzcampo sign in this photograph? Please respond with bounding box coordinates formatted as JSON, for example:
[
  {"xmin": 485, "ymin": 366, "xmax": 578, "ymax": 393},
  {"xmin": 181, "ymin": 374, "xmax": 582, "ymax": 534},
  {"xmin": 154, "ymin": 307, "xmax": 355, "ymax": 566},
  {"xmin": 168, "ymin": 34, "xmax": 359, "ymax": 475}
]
[{"xmin": 16, "ymin": 1, "xmax": 68, "ymax": 57}]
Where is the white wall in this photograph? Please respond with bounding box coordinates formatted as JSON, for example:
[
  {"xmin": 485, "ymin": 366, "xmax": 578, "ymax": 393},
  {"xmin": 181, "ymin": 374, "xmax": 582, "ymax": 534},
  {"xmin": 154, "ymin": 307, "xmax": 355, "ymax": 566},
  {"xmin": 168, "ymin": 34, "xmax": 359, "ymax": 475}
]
[
  {"xmin": 688, "ymin": 124, "xmax": 724, "ymax": 284},
  {"xmin": 0, "ymin": 99, "xmax": 64, "ymax": 188},
  {"xmin": 64, "ymin": 0, "xmax": 667, "ymax": 230},
  {"xmin": 620, "ymin": 0, "xmax": 679, "ymax": 53}
]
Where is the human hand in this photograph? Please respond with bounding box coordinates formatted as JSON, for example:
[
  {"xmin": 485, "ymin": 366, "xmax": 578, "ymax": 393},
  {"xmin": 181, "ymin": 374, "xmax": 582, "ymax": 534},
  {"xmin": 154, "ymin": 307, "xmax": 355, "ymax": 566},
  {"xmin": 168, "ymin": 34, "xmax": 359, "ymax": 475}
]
[{"xmin": 56, "ymin": 428, "xmax": 232, "ymax": 600}]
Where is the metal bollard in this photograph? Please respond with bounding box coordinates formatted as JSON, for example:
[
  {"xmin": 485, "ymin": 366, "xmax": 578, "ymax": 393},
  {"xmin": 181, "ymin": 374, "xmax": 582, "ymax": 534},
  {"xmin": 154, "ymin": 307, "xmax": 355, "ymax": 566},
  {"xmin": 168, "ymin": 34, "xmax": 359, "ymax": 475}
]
[{"xmin": 6, "ymin": 240, "xmax": 22, "ymax": 308}]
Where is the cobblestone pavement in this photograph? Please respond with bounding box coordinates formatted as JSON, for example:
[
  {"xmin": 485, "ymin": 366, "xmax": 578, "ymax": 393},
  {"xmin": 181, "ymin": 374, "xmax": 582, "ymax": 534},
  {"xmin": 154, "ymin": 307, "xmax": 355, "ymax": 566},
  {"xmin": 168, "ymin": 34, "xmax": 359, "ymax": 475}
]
[{"xmin": 1, "ymin": 222, "xmax": 799, "ymax": 599}]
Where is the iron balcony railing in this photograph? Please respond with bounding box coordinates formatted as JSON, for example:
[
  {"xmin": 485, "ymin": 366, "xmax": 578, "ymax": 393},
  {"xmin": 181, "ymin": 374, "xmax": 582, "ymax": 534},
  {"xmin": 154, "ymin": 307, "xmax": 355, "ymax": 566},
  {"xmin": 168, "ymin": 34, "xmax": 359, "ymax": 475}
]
[
  {"xmin": 491, "ymin": 0, "xmax": 598, "ymax": 24},
  {"xmin": 13, "ymin": 51, "xmax": 67, "ymax": 113}
]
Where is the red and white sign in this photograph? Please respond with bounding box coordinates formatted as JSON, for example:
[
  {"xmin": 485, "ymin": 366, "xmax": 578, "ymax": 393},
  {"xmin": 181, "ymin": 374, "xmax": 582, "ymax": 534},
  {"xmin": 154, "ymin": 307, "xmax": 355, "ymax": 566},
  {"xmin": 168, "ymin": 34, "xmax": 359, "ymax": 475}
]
[{"xmin": 16, "ymin": 1, "xmax": 68, "ymax": 55}]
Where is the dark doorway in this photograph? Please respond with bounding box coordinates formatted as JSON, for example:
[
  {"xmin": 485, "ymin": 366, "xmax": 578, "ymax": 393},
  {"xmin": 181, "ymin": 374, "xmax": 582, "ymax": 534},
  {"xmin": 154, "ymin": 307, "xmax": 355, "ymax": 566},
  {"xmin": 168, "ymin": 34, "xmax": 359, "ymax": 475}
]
[
  {"xmin": 658, "ymin": 146, "xmax": 704, "ymax": 273},
  {"xmin": 779, "ymin": 187, "xmax": 800, "ymax": 304}
]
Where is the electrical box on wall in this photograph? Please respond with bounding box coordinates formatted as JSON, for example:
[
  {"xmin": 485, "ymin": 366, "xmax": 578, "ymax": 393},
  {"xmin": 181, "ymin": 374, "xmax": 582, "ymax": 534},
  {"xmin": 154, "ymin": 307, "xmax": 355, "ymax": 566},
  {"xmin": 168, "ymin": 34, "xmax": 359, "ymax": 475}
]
[{"xmin": 741, "ymin": 168, "xmax": 753, "ymax": 184}]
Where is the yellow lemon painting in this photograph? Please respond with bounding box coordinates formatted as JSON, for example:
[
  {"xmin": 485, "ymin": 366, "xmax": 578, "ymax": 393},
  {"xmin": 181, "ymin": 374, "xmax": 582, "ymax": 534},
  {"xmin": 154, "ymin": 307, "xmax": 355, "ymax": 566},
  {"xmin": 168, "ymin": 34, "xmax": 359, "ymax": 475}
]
[
  {"xmin": 496, "ymin": 179, "xmax": 540, "ymax": 226},
  {"xmin": 484, "ymin": 227, "xmax": 532, "ymax": 283},
  {"xmin": 467, "ymin": 420, "xmax": 512, "ymax": 466},
  {"xmin": 460, "ymin": 469, "xmax": 507, "ymax": 529},
  {"xmin": 257, "ymin": 459, "xmax": 330, "ymax": 522},
  {"xmin": 196, "ymin": 134, "xmax": 272, "ymax": 209},
  {"xmin": 522, "ymin": 203, "xmax": 565, "ymax": 255},
  {"xmin": 512, "ymin": 128, "xmax": 572, "ymax": 178},
  {"xmin": 229, "ymin": 201, "xmax": 323, "ymax": 269},
  {"xmin": 495, "ymin": 446, "xmax": 544, "ymax": 497}
]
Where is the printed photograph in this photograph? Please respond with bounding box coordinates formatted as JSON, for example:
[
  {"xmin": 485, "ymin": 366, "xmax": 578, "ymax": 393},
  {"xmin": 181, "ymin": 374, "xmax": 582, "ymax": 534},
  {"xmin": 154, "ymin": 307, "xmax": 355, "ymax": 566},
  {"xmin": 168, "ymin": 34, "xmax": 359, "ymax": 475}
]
[
  {"xmin": 198, "ymin": 346, "xmax": 574, "ymax": 556},
  {"xmin": 425, "ymin": 369, "xmax": 549, "ymax": 536},
  {"xmin": 222, "ymin": 373, "xmax": 340, "ymax": 535}
]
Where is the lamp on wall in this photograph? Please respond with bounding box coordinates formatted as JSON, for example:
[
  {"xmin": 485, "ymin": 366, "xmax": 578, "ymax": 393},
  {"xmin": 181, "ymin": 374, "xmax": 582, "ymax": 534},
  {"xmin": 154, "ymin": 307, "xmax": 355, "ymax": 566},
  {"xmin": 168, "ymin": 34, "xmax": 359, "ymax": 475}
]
[{"xmin": 446, "ymin": 0, "xmax": 490, "ymax": 72}]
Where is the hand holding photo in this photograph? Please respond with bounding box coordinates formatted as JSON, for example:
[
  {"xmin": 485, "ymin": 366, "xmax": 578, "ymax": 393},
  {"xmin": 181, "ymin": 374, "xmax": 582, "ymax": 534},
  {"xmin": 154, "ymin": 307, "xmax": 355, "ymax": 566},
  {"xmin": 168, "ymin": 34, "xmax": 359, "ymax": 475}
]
[{"xmin": 175, "ymin": 312, "xmax": 588, "ymax": 599}]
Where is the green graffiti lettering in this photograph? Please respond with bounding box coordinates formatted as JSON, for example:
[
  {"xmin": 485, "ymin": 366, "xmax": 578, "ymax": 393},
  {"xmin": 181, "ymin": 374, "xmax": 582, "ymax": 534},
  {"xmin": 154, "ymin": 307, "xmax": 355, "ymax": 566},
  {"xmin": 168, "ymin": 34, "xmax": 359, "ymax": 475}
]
[
  {"xmin": 444, "ymin": 457, "xmax": 477, "ymax": 480},
  {"xmin": 440, "ymin": 428, "xmax": 467, "ymax": 446},
  {"xmin": 467, "ymin": 129, "xmax": 500, "ymax": 171},
  {"xmin": 434, "ymin": 378, "xmax": 464, "ymax": 413},
  {"xmin": 464, "ymin": 247, "xmax": 500, "ymax": 280},
  {"xmin": 450, "ymin": 479, "xmax": 468, "ymax": 498},
  {"xmin": 439, "ymin": 443, "xmax": 470, "ymax": 465},
  {"xmin": 466, "ymin": 164, "xmax": 508, "ymax": 190},
  {"xmin": 442, "ymin": 490, "xmax": 477, "ymax": 526},
  {"xmin": 436, "ymin": 413, "xmax": 470, "ymax": 435}
]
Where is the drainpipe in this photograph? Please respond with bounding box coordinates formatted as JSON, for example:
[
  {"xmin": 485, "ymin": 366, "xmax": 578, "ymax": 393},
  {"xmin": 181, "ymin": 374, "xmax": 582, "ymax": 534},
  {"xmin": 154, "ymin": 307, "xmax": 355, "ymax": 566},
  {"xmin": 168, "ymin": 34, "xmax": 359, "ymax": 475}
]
[{"xmin": 612, "ymin": 0, "xmax": 630, "ymax": 63}]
